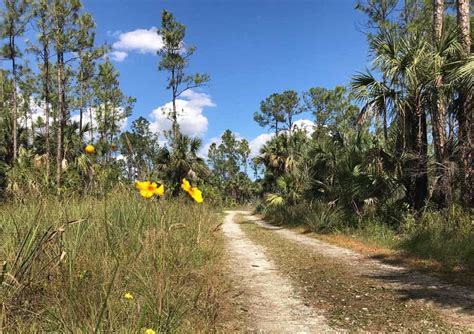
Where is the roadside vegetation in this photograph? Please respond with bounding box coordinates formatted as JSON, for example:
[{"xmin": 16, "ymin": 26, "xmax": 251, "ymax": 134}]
[{"xmin": 254, "ymin": 0, "xmax": 473, "ymax": 280}]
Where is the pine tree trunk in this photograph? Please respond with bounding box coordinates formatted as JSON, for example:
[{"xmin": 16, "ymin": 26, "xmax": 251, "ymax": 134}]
[
  {"xmin": 56, "ymin": 52, "xmax": 64, "ymax": 188},
  {"xmin": 43, "ymin": 44, "xmax": 51, "ymax": 184},
  {"xmin": 79, "ymin": 65, "xmax": 84, "ymax": 141},
  {"xmin": 431, "ymin": 0, "xmax": 449, "ymax": 206},
  {"xmin": 456, "ymin": 0, "xmax": 473, "ymax": 207},
  {"xmin": 10, "ymin": 36, "xmax": 18, "ymax": 161}
]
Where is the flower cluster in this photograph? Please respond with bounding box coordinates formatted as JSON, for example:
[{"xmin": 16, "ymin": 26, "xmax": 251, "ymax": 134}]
[
  {"xmin": 181, "ymin": 178, "xmax": 203, "ymax": 203},
  {"xmin": 135, "ymin": 181, "xmax": 165, "ymax": 199}
]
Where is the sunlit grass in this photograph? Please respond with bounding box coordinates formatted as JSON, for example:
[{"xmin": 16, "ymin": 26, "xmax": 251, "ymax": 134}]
[{"xmin": 0, "ymin": 187, "xmax": 224, "ymax": 332}]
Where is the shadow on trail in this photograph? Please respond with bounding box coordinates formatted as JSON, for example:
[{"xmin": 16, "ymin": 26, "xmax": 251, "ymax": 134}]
[{"xmin": 363, "ymin": 262, "xmax": 474, "ymax": 317}]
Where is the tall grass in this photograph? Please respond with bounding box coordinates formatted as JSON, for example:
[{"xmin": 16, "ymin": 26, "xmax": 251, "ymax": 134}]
[{"xmin": 0, "ymin": 188, "xmax": 225, "ymax": 332}]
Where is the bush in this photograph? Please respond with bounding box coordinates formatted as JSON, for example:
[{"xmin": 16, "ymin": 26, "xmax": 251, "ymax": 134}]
[{"xmin": 400, "ymin": 206, "xmax": 474, "ymax": 271}]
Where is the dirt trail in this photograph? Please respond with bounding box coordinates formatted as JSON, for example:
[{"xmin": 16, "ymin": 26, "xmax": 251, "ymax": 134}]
[
  {"xmin": 222, "ymin": 210, "xmax": 332, "ymax": 333},
  {"xmin": 240, "ymin": 211, "xmax": 474, "ymax": 330}
]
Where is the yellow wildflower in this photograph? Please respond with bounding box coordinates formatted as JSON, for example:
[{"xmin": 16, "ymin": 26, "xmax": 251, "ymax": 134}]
[
  {"xmin": 155, "ymin": 184, "xmax": 165, "ymax": 197},
  {"xmin": 135, "ymin": 181, "xmax": 165, "ymax": 198},
  {"xmin": 84, "ymin": 144, "xmax": 95, "ymax": 154},
  {"xmin": 189, "ymin": 187, "xmax": 203, "ymax": 203},
  {"xmin": 181, "ymin": 178, "xmax": 191, "ymax": 192},
  {"xmin": 123, "ymin": 292, "xmax": 134, "ymax": 300},
  {"xmin": 144, "ymin": 329, "xmax": 156, "ymax": 334},
  {"xmin": 181, "ymin": 178, "xmax": 203, "ymax": 203}
]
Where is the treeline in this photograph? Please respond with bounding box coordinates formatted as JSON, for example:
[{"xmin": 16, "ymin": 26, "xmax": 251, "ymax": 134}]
[
  {"xmin": 255, "ymin": 0, "xmax": 472, "ymax": 214},
  {"xmin": 0, "ymin": 1, "xmax": 232, "ymax": 200},
  {"xmin": 0, "ymin": 0, "xmax": 135, "ymax": 195}
]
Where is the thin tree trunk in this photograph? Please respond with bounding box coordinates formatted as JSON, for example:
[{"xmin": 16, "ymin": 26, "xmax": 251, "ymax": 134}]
[
  {"xmin": 456, "ymin": 0, "xmax": 473, "ymax": 207},
  {"xmin": 56, "ymin": 52, "xmax": 64, "ymax": 187},
  {"xmin": 43, "ymin": 45, "xmax": 51, "ymax": 183},
  {"xmin": 10, "ymin": 35, "xmax": 18, "ymax": 161},
  {"xmin": 79, "ymin": 64, "xmax": 84, "ymax": 141}
]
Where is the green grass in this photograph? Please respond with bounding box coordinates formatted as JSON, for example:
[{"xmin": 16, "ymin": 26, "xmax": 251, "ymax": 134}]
[
  {"xmin": 262, "ymin": 203, "xmax": 474, "ymax": 273},
  {"xmin": 0, "ymin": 188, "xmax": 226, "ymax": 332}
]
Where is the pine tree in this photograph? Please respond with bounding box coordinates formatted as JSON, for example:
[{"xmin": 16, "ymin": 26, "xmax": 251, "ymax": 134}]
[
  {"xmin": 0, "ymin": 0, "xmax": 31, "ymax": 160},
  {"xmin": 157, "ymin": 10, "xmax": 209, "ymax": 146}
]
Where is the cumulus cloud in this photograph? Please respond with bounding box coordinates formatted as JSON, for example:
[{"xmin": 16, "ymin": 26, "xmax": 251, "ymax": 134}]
[
  {"xmin": 107, "ymin": 50, "xmax": 128, "ymax": 62},
  {"xmin": 249, "ymin": 133, "xmax": 274, "ymax": 156},
  {"xmin": 112, "ymin": 27, "xmax": 163, "ymax": 54},
  {"xmin": 292, "ymin": 119, "xmax": 315, "ymax": 135},
  {"xmin": 149, "ymin": 90, "xmax": 215, "ymax": 139}
]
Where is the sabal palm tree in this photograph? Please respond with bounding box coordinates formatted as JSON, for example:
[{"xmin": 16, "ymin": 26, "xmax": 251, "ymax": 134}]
[
  {"xmin": 157, "ymin": 133, "xmax": 208, "ymax": 194},
  {"xmin": 352, "ymin": 29, "xmax": 434, "ymax": 209}
]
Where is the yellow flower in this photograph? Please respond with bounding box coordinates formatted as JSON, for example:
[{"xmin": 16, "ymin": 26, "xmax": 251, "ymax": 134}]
[
  {"xmin": 155, "ymin": 184, "xmax": 165, "ymax": 197},
  {"xmin": 189, "ymin": 187, "xmax": 203, "ymax": 203},
  {"xmin": 123, "ymin": 292, "xmax": 134, "ymax": 300},
  {"xmin": 135, "ymin": 181, "xmax": 165, "ymax": 198},
  {"xmin": 181, "ymin": 178, "xmax": 191, "ymax": 193},
  {"xmin": 144, "ymin": 329, "xmax": 156, "ymax": 334},
  {"xmin": 84, "ymin": 144, "xmax": 95, "ymax": 154},
  {"xmin": 181, "ymin": 178, "xmax": 203, "ymax": 203}
]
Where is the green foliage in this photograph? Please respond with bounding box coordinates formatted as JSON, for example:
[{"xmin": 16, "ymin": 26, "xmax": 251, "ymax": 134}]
[{"xmin": 207, "ymin": 129, "xmax": 257, "ymax": 204}]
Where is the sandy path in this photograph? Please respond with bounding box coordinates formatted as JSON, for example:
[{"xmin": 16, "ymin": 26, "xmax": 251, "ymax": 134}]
[
  {"xmin": 222, "ymin": 210, "xmax": 331, "ymax": 333},
  {"xmin": 240, "ymin": 211, "xmax": 474, "ymax": 330}
]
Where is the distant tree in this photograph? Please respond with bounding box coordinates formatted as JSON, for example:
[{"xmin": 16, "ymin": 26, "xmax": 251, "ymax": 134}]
[
  {"xmin": 51, "ymin": 0, "xmax": 82, "ymax": 186},
  {"xmin": 253, "ymin": 93, "xmax": 285, "ymax": 135},
  {"xmin": 120, "ymin": 116, "xmax": 159, "ymax": 180},
  {"xmin": 30, "ymin": 0, "xmax": 53, "ymax": 181},
  {"xmin": 303, "ymin": 86, "xmax": 358, "ymax": 137},
  {"xmin": 93, "ymin": 59, "xmax": 135, "ymax": 146},
  {"xmin": 157, "ymin": 10, "xmax": 209, "ymax": 146},
  {"xmin": 207, "ymin": 129, "xmax": 253, "ymax": 202},
  {"xmin": 0, "ymin": 0, "xmax": 31, "ymax": 160}
]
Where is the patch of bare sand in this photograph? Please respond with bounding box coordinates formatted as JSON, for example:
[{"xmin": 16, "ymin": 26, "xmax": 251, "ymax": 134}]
[{"xmin": 222, "ymin": 210, "xmax": 332, "ymax": 333}]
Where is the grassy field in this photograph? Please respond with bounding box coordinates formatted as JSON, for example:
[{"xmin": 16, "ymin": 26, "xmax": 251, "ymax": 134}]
[{"xmin": 0, "ymin": 189, "xmax": 226, "ymax": 332}]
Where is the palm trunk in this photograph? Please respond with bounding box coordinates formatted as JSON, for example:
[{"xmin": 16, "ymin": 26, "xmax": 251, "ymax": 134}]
[{"xmin": 456, "ymin": 0, "xmax": 473, "ymax": 207}]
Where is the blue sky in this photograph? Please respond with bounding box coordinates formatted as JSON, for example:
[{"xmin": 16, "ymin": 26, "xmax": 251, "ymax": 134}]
[{"xmin": 83, "ymin": 0, "xmax": 370, "ymax": 154}]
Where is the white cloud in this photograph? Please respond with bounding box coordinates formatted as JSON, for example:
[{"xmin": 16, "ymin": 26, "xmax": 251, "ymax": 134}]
[
  {"xmin": 292, "ymin": 119, "xmax": 315, "ymax": 135},
  {"xmin": 112, "ymin": 27, "xmax": 163, "ymax": 54},
  {"xmin": 149, "ymin": 90, "xmax": 215, "ymax": 139},
  {"xmin": 107, "ymin": 50, "xmax": 128, "ymax": 62},
  {"xmin": 249, "ymin": 133, "xmax": 274, "ymax": 157}
]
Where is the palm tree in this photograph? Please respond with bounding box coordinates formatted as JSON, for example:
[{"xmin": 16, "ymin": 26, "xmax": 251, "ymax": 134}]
[
  {"xmin": 352, "ymin": 29, "xmax": 433, "ymax": 210},
  {"xmin": 156, "ymin": 133, "xmax": 208, "ymax": 194}
]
